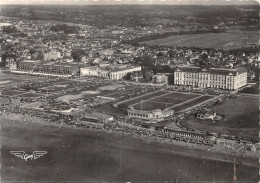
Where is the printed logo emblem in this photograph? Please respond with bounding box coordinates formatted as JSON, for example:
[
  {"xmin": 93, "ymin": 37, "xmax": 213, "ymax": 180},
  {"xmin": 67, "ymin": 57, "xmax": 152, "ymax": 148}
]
[{"xmin": 10, "ymin": 151, "xmax": 47, "ymax": 161}]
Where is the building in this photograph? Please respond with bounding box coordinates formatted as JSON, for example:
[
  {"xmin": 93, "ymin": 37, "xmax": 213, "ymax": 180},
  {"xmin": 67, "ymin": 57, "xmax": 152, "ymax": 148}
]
[
  {"xmin": 99, "ymin": 49, "xmax": 114, "ymax": 60},
  {"xmin": 127, "ymin": 108, "xmax": 174, "ymax": 120},
  {"xmin": 80, "ymin": 64, "xmax": 141, "ymax": 80},
  {"xmin": 80, "ymin": 66, "xmax": 100, "ymax": 76},
  {"xmin": 17, "ymin": 60, "xmax": 41, "ymax": 71},
  {"xmin": 130, "ymin": 71, "xmax": 143, "ymax": 82},
  {"xmin": 174, "ymin": 66, "xmax": 247, "ymax": 90},
  {"xmin": 152, "ymin": 73, "xmax": 170, "ymax": 84},
  {"xmin": 17, "ymin": 60, "xmax": 82, "ymax": 75},
  {"xmin": 5, "ymin": 57, "xmax": 17, "ymax": 71},
  {"xmin": 162, "ymin": 127, "xmax": 205, "ymax": 140},
  {"xmin": 108, "ymin": 65, "xmax": 141, "ymax": 80}
]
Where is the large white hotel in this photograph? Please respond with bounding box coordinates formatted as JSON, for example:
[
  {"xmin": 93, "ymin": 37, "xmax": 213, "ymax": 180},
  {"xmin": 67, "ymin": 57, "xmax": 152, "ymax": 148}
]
[
  {"xmin": 174, "ymin": 66, "xmax": 247, "ymax": 90},
  {"xmin": 80, "ymin": 64, "xmax": 141, "ymax": 80}
]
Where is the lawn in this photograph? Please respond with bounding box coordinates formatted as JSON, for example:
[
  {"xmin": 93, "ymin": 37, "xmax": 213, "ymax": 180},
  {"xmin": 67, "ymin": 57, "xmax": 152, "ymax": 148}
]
[
  {"xmin": 141, "ymin": 31, "xmax": 258, "ymax": 50},
  {"xmin": 118, "ymin": 90, "xmax": 213, "ymax": 112},
  {"xmin": 117, "ymin": 90, "xmax": 170, "ymax": 109},
  {"xmin": 96, "ymin": 103, "xmax": 127, "ymax": 117},
  {"xmin": 161, "ymin": 92, "xmax": 200, "ymax": 100},
  {"xmin": 57, "ymin": 90, "xmax": 103, "ymax": 101},
  {"xmin": 1, "ymin": 90, "xmax": 26, "ymax": 96},
  {"xmin": 152, "ymin": 97, "xmax": 186, "ymax": 104},
  {"xmin": 0, "ymin": 80, "xmax": 14, "ymax": 85},
  {"xmin": 133, "ymin": 101, "xmax": 176, "ymax": 111},
  {"xmin": 172, "ymin": 95, "xmax": 213, "ymax": 112},
  {"xmin": 133, "ymin": 95, "xmax": 212, "ymax": 112},
  {"xmin": 18, "ymin": 93, "xmax": 45, "ymax": 98},
  {"xmin": 239, "ymin": 83, "xmax": 259, "ymax": 94},
  {"xmin": 180, "ymin": 96, "xmax": 259, "ymax": 138},
  {"xmin": 20, "ymin": 102, "xmax": 45, "ymax": 110},
  {"xmin": 104, "ymin": 87, "xmax": 145, "ymax": 99}
]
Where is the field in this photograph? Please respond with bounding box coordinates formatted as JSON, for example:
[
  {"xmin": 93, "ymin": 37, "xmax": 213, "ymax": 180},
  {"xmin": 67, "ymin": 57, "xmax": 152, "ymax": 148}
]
[
  {"xmin": 118, "ymin": 90, "xmax": 170, "ymax": 109},
  {"xmin": 171, "ymin": 95, "xmax": 214, "ymax": 112},
  {"xmin": 20, "ymin": 102, "xmax": 45, "ymax": 110},
  {"xmin": 118, "ymin": 90, "xmax": 213, "ymax": 113},
  {"xmin": 18, "ymin": 92, "xmax": 46, "ymax": 98},
  {"xmin": 0, "ymin": 80, "xmax": 14, "ymax": 85},
  {"xmin": 103, "ymin": 87, "xmax": 145, "ymax": 98},
  {"xmin": 0, "ymin": 73, "xmax": 147, "ymax": 102},
  {"xmin": 1, "ymin": 90, "xmax": 26, "ymax": 96},
  {"xmin": 239, "ymin": 83, "xmax": 259, "ymax": 94},
  {"xmin": 57, "ymin": 90, "xmax": 102, "ymax": 101},
  {"xmin": 39, "ymin": 80, "xmax": 81, "ymax": 92},
  {"xmin": 57, "ymin": 86, "xmax": 146, "ymax": 102},
  {"xmin": 181, "ymin": 96, "xmax": 259, "ymax": 138},
  {"xmin": 141, "ymin": 31, "xmax": 258, "ymax": 50},
  {"xmin": 1, "ymin": 89, "xmax": 47, "ymax": 98}
]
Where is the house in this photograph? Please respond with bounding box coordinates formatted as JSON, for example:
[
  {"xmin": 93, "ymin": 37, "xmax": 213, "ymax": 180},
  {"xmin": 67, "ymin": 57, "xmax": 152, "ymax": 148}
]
[
  {"xmin": 44, "ymin": 50, "xmax": 62, "ymax": 61},
  {"xmin": 63, "ymin": 56, "xmax": 74, "ymax": 63},
  {"xmin": 197, "ymin": 112, "xmax": 216, "ymax": 120}
]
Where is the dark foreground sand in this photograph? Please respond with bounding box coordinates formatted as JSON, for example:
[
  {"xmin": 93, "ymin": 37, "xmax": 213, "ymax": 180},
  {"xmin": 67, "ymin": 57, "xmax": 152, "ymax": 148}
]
[{"xmin": 0, "ymin": 117, "xmax": 258, "ymax": 182}]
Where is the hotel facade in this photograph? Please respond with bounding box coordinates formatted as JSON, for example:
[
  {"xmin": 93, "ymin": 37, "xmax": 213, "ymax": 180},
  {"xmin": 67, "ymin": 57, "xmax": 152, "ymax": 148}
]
[
  {"xmin": 174, "ymin": 66, "xmax": 247, "ymax": 90},
  {"xmin": 16, "ymin": 60, "xmax": 81, "ymax": 75},
  {"xmin": 80, "ymin": 64, "xmax": 141, "ymax": 80}
]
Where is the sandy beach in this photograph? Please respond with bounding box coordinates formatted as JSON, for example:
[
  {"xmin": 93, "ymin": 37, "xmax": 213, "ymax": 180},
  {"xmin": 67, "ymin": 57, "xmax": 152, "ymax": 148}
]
[{"xmin": 0, "ymin": 113, "xmax": 258, "ymax": 182}]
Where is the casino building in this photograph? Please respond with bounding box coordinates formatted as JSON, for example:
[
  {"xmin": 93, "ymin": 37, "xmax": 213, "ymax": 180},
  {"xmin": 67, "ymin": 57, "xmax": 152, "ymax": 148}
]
[
  {"xmin": 127, "ymin": 108, "xmax": 174, "ymax": 120},
  {"xmin": 174, "ymin": 66, "xmax": 247, "ymax": 90}
]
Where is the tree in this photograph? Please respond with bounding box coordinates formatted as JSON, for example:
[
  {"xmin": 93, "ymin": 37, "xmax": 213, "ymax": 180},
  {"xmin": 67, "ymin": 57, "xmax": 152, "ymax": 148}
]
[
  {"xmin": 141, "ymin": 55, "xmax": 153, "ymax": 67},
  {"xmin": 123, "ymin": 72, "xmax": 132, "ymax": 80},
  {"xmin": 157, "ymin": 52, "xmax": 164, "ymax": 57},
  {"xmin": 167, "ymin": 50, "xmax": 175, "ymax": 58},
  {"xmin": 36, "ymin": 50, "xmax": 44, "ymax": 60},
  {"xmin": 3, "ymin": 26, "xmax": 18, "ymax": 33},
  {"xmin": 168, "ymin": 74, "xmax": 175, "ymax": 85},
  {"xmin": 50, "ymin": 24, "xmax": 79, "ymax": 34},
  {"xmin": 29, "ymin": 49, "xmax": 37, "ymax": 56},
  {"xmin": 71, "ymin": 49, "xmax": 85, "ymax": 62},
  {"xmin": 202, "ymin": 53, "xmax": 208, "ymax": 61},
  {"xmin": 2, "ymin": 45, "xmax": 18, "ymax": 62}
]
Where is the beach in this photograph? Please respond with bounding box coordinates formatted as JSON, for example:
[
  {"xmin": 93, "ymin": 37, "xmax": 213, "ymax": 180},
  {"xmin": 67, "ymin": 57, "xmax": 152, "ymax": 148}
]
[{"xmin": 0, "ymin": 113, "xmax": 258, "ymax": 182}]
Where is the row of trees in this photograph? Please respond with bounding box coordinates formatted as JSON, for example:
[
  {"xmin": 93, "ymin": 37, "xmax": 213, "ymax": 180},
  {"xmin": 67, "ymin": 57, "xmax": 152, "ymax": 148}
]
[
  {"xmin": 50, "ymin": 24, "xmax": 79, "ymax": 34},
  {"xmin": 2, "ymin": 25, "xmax": 18, "ymax": 33},
  {"xmin": 71, "ymin": 49, "xmax": 86, "ymax": 62}
]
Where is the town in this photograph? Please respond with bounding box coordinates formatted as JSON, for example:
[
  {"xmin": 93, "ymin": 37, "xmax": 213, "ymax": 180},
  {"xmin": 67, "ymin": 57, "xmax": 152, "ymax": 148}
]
[{"xmin": 0, "ymin": 3, "xmax": 259, "ymax": 182}]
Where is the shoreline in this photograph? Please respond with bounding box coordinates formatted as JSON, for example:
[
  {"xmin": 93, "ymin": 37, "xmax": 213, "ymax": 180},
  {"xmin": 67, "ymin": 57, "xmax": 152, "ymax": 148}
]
[{"xmin": 0, "ymin": 112, "xmax": 258, "ymax": 168}]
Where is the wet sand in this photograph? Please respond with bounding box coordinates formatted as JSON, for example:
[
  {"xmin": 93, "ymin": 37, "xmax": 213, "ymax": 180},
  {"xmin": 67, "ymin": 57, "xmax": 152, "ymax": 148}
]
[{"xmin": 0, "ymin": 116, "xmax": 258, "ymax": 182}]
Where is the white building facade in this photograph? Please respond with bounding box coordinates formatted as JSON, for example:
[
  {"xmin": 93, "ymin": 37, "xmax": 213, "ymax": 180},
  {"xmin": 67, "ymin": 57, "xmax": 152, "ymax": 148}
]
[
  {"xmin": 174, "ymin": 66, "xmax": 247, "ymax": 90},
  {"xmin": 127, "ymin": 109, "xmax": 174, "ymax": 120},
  {"xmin": 80, "ymin": 65, "xmax": 141, "ymax": 80}
]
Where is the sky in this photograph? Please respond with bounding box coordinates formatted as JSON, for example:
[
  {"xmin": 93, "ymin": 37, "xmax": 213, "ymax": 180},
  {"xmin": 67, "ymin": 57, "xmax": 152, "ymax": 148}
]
[{"xmin": 0, "ymin": 0, "xmax": 258, "ymax": 5}]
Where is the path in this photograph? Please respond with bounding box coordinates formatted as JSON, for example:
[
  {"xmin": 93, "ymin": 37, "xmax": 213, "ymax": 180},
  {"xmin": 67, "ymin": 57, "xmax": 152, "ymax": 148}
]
[{"xmin": 178, "ymin": 94, "xmax": 224, "ymax": 113}]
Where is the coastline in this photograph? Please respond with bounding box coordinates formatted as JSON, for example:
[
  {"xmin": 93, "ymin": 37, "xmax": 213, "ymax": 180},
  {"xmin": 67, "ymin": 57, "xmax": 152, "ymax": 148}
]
[{"xmin": 0, "ymin": 112, "xmax": 258, "ymax": 168}]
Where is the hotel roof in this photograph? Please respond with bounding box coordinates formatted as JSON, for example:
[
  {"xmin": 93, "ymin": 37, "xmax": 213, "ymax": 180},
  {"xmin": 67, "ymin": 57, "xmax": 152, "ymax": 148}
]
[{"xmin": 176, "ymin": 66, "xmax": 247, "ymax": 75}]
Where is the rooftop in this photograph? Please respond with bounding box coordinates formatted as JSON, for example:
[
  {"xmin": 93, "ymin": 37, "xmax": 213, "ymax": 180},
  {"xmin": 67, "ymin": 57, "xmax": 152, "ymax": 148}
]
[{"xmin": 176, "ymin": 66, "xmax": 247, "ymax": 75}]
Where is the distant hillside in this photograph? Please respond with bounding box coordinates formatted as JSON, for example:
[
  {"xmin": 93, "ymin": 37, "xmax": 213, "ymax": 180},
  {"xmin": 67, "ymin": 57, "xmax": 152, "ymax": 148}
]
[{"xmin": 0, "ymin": 5, "xmax": 258, "ymax": 28}]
